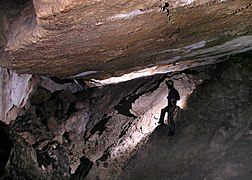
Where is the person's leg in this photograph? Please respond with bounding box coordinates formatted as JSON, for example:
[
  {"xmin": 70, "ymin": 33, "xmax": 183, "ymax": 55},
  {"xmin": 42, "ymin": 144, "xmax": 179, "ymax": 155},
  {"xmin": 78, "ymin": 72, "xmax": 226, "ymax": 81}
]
[
  {"xmin": 168, "ymin": 110, "xmax": 175, "ymax": 135},
  {"xmin": 158, "ymin": 106, "xmax": 169, "ymax": 124}
]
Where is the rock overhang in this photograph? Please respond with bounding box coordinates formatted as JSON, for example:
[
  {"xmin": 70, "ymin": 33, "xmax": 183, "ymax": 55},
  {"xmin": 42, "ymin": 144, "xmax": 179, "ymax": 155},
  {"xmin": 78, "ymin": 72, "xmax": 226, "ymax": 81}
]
[{"xmin": 0, "ymin": 0, "xmax": 252, "ymax": 80}]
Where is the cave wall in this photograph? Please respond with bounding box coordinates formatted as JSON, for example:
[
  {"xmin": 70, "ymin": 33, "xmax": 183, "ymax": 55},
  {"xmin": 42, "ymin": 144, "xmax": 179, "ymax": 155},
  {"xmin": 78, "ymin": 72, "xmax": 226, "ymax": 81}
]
[
  {"xmin": 0, "ymin": 53, "xmax": 251, "ymax": 179},
  {"xmin": 0, "ymin": 0, "xmax": 251, "ymax": 179},
  {"xmin": 0, "ymin": 67, "xmax": 209, "ymax": 179},
  {"xmin": 120, "ymin": 55, "xmax": 252, "ymax": 179},
  {"xmin": 0, "ymin": 72, "xmax": 164, "ymax": 179},
  {"xmin": 0, "ymin": 67, "xmax": 33, "ymax": 124}
]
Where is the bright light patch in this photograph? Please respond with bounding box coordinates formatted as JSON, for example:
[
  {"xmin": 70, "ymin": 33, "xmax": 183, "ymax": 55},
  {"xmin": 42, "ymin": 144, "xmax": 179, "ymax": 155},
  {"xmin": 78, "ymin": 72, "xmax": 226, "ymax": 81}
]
[
  {"xmin": 93, "ymin": 66, "xmax": 159, "ymax": 85},
  {"xmin": 109, "ymin": 84, "xmax": 168, "ymax": 160},
  {"xmin": 177, "ymin": 99, "xmax": 186, "ymax": 109},
  {"xmin": 184, "ymin": 40, "xmax": 207, "ymax": 50},
  {"xmin": 173, "ymin": 0, "xmax": 195, "ymax": 7},
  {"xmin": 108, "ymin": 9, "xmax": 154, "ymax": 21},
  {"xmin": 70, "ymin": 71, "xmax": 99, "ymax": 78}
]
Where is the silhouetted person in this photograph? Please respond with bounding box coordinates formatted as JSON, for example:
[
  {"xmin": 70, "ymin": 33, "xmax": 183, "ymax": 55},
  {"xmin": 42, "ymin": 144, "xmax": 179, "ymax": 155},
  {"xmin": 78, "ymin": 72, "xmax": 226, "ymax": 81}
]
[{"xmin": 158, "ymin": 80, "xmax": 180, "ymax": 135}]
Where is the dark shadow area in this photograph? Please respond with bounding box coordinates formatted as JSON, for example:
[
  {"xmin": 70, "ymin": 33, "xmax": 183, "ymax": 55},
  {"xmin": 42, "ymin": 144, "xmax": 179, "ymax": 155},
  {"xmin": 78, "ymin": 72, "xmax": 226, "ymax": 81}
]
[
  {"xmin": 0, "ymin": 121, "xmax": 13, "ymax": 177},
  {"xmin": 97, "ymin": 147, "xmax": 110, "ymax": 162},
  {"xmin": 114, "ymin": 94, "xmax": 139, "ymax": 117},
  {"xmin": 90, "ymin": 115, "xmax": 111, "ymax": 135},
  {"xmin": 85, "ymin": 115, "xmax": 112, "ymax": 140},
  {"xmin": 71, "ymin": 157, "xmax": 93, "ymax": 180},
  {"xmin": 0, "ymin": 0, "xmax": 30, "ymax": 5}
]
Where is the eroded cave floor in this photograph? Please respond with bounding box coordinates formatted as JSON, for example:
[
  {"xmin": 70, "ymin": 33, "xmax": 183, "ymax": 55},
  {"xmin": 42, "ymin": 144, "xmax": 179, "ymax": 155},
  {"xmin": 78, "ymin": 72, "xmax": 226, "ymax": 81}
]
[{"xmin": 121, "ymin": 122, "xmax": 252, "ymax": 180}]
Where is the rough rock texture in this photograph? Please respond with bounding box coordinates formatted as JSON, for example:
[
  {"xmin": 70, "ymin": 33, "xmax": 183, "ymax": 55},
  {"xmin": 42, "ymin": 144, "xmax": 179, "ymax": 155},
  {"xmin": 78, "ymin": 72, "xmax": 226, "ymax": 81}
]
[
  {"xmin": 120, "ymin": 55, "xmax": 252, "ymax": 179},
  {"xmin": 0, "ymin": 67, "xmax": 34, "ymax": 124},
  {"xmin": 0, "ymin": 52, "xmax": 251, "ymax": 179},
  {"xmin": 0, "ymin": 0, "xmax": 252, "ymax": 179},
  {"xmin": 0, "ymin": 64, "xmax": 208, "ymax": 179},
  {"xmin": 0, "ymin": 0, "xmax": 252, "ymax": 79}
]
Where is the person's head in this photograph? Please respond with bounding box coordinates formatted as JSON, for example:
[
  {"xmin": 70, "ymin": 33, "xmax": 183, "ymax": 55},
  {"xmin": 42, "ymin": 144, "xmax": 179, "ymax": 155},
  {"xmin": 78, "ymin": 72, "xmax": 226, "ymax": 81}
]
[{"xmin": 165, "ymin": 80, "xmax": 174, "ymax": 89}]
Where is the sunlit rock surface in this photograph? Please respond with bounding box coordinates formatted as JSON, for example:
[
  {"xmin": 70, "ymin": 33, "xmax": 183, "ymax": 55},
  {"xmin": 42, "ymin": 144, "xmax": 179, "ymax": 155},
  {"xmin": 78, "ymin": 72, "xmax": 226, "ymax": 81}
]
[{"xmin": 0, "ymin": 0, "xmax": 252, "ymax": 79}]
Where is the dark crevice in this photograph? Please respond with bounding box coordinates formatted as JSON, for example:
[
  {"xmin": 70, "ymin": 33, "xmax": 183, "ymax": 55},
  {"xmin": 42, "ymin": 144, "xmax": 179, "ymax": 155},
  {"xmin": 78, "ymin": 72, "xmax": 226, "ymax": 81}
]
[
  {"xmin": 66, "ymin": 102, "xmax": 78, "ymax": 116},
  {"xmin": 89, "ymin": 115, "xmax": 111, "ymax": 137},
  {"xmin": 36, "ymin": 141, "xmax": 60, "ymax": 167},
  {"xmin": 119, "ymin": 121, "xmax": 133, "ymax": 139},
  {"xmin": 49, "ymin": 76, "xmax": 77, "ymax": 84},
  {"xmin": 51, "ymin": 90, "xmax": 64, "ymax": 97},
  {"xmin": 0, "ymin": 0, "xmax": 30, "ymax": 15},
  {"xmin": 114, "ymin": 94, "xmax": 139, "ymax": 117},
  {"xmin": 0, "ymin": 121, "xmax": 13, "ymax": 176},
  {"xmin": 114, "ymin": 74, "xmax": 167, "ymax": 117},
  {"xmin": 161, "ymin": 2, "xmax": 169, "ymax": 15},
  {"xmin": 97, "ymin": 147, "xmax": 110, "ymax": 162},
  {"xmin": 141, "ymin": 74, "xmax": 167, "ymax": 94},
  {"xmin": 36, "ymin": 150, "xmax": 52, "ymax": 167},
  {"xmin": 63, "ymin": 131, "xmax": 72, "ymax": 142},
  {"xmin": 162, "ymin": 2, "xmax": 169, "ymax": 11},
  {"xmin": 71, "ymin": 157, "xmax": 93, "ymax": 180},
  {"xmin": 0, "ymin": 0, "xmax": 30, "ymax": 6},
  {"xmin": 180, "ymin": 69, "xmax": 200, "ymax": 75}
]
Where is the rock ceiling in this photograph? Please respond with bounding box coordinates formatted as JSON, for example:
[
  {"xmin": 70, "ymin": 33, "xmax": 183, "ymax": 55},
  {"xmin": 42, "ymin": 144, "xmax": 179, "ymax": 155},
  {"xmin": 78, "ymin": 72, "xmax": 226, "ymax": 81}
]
[{"xmin": 0, "ymin": 0, "xmax": 252, "ymax": 79}]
